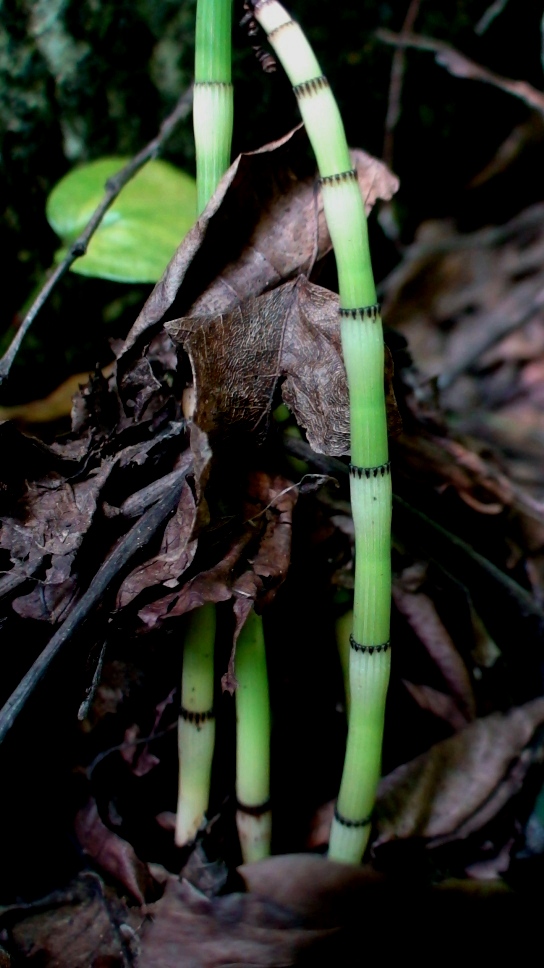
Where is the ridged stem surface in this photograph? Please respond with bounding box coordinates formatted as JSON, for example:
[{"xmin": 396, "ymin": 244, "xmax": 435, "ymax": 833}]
[
  {"xmin": 175, "ymin": 603, "xmax": 216, "ymax": 846},
  {"xmin": 254, "ymin": 0, "xmax": 392, "ymax": 864},
  {"xmin": 194, "ymin": 0, "xmax": 234, "ymax": 213},
  {"xmin": 235, "ymin": 609, "xmax": 272, "ymax": 863},
  {"xmin": 175, "ymin": 0, "xmax": 234, "ymax": 848}
]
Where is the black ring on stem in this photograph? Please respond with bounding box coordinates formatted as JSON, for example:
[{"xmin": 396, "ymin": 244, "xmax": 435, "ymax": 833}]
[
  {"xmin": 268, "ymin": 21, "xmax": 294, "ymax": 39},
  {"xmin": 293, "ymin": 75, "xmax": 329, "ymax": 98},
  {"xmin": 319, "ymin": 169, "xmax": 357, "ymax": 185},
  {"xmin": 334, "ymin": 806, "xmax": 373, "ymax": 828},
  {"xmin": 194, "ymin": 81, "xmax": 233, "ymax": 88},
  {"xmin": 339, "ymin": 305, "xmax": 381, "ymax": 320},
  {"xmin": 349, "ymin": 462, "xmax": 391, "ymax": 479},
  {"xmin": 349, "ymin": 635, "xmax": 390, "ymax": 654},
  {"xmin": 236, "ymin": 799, "xmax": 272, "ymax": 816},
  {"xmin": 179, "ymin": 706, "xmax": 215, "ymax": 723}
]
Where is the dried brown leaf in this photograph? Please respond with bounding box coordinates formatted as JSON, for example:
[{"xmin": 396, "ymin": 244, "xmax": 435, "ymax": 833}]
[
  {"xmin": 121, "ymin": 129, "xmax": 398, "ymax": 356},
  {"xmin": 402, "ymin": 680, "xmax": 471, "ymax": 731},
  {"xmin": 167, "ymin": 276, "xmax": 400, "ymax": 457},
  {"xmin": 138, "ymin": 873, "xmax": 328, "ymax": 968},
  {"xmin": 375, "ymin": 697, "xmax": 544, "ymax": 845},
  {"xmin": 138, "ymin": 471, "xmax": 295, "ymax": 642},
  {"xmin": 74, "ymin": 799, "xmax": 155, "ymax": 904},
  {"xmin": 8, "ymin": 874, "xmax": 140, "ymax": 968},
  {"xmin": 116, "ymin": 480, "xmax": 198, "ymax": 608},
  {"xmin": 11, "ymin": 577, "xmax": 77, "ymax": 623},
  {"xmin": 139, "ymin": 855, "xmax": 524, "ymax": 967},
  {"xmin": 137, "ymin": 530, "xmax": 254, "ymax": 632},
  {"xmin": 393, "ymin": 567, "xmax": 476, "ymax": 719},
  {"xmin": 224, "ymin": 472, "xmax": 298, "ymax": 692}
]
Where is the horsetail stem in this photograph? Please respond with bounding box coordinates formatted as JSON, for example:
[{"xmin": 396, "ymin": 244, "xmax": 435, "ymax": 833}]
[
  {"xmin": 175, "ymin": 603, "xmax": 216, "ymax": 846},
  {"xmin": 175, "ymin": 0, "xmax": 235, "ymax": 848},
  {"xmin": 193, "ymin": 0, "xmax": 234, "ymax": 213},
  {"xmin": 235, "ymin": 609, "xmax": 272, "ymax": 862},
  {"xmin": 252, "ymin": 0, "xmax": 392, "ymax": 864}
]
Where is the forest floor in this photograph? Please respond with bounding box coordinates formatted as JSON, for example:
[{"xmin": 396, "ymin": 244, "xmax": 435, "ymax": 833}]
[{"xmin": 2, "ymin": 15, "xmax": 544, "ymax": 965}]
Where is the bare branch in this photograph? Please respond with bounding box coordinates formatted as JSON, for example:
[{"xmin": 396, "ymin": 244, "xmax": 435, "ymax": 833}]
[
  {"xmin": 475, "ymin": 0, "xmax": 510, "ymax": 36},
  {"xmin": 377, "ymin": 30, "xmax": 544, "ymax": 119},
  {"xmin": 0, "ymin": 85, "xmax": 194, "ymax": 386},
  {"xmin": 382, "ymin": 0, "xmax": 423, "ymax": 167},
  {"xmin": 0, "ymin": 473, "xmax": 187, "ymax": 745}
]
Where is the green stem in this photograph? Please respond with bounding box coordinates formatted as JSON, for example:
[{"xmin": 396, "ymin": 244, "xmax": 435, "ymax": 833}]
[
  {"xmin": 194, "ymin": 0, "xmax": 234, "ymax": 213},
  {"xmin": 175, "ymin": 603, "xmax": 216, "ymax": 846},
  {"xmin": 174, "ymin": 0, "xmax": 235, "ymax": 849},
  {"xmin": 235, "ymin": 609, "xmax": 272, "ymax": 863},
  {"xmin": 253, "ymin": 0, "xmax": 392, "ymax": 864}
]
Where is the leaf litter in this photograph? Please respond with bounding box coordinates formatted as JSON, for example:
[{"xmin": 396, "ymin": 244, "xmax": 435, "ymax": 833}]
[{"xmin": 2, "ymin": 121, "xmax": 544, "ymax": 966}]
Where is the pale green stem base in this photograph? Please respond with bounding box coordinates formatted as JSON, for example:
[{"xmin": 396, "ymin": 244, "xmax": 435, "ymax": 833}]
[
  {"xmin": 328, "ymin": 646, "xmax": 391, "ymax": 862},
  {"xmin": 235, "ymin": 609, "xmax": 271, "ymax": 863},
  {"xmin": 175, "ymin": 603, "xmax": 216, "ymax": 847},
  {"xmin": 236, "ymin": 809, "xmax": 273, "ymax": 864},
  {"xmin": 193, "ymin": 82, "xmax": 234, "ymax": 214}
]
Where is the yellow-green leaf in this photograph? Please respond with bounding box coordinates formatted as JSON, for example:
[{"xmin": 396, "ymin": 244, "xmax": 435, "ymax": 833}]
[{"xmin": 46, "ymin": 158, "xmax": 197, "ymax": 284}]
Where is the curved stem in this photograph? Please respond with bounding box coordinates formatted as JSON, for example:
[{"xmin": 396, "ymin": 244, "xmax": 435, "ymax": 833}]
[{"xmin": 253, "ymin": 0, "xmax": 392, "ymax": 864}]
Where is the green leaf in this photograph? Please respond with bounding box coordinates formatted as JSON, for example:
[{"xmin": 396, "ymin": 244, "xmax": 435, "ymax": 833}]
[{"xmin": 46, "ymin": 157, "xmax": 197, "ymax": 283}]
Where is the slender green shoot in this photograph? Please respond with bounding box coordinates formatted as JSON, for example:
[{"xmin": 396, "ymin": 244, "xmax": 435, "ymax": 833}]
[
  {"xmin": 194, "ymin": 0, "xmax": 234, "ymax": 213},
  {"xmin": 175, "ymin": 0, "xmax": 235, "ymax": 849},
  {"xmin": 253, "ymin": 0, "xmax": 392, "ymax": 864},
  {"xmin": 235, "ymin": 609, "xmax": 272, "ymax": 863},
  {"xmin": 176, "ymin": 603, "xmax": 216, "ymax": 846}
]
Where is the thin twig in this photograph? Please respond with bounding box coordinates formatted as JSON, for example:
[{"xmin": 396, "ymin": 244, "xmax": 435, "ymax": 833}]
[
  {"xmin": 86, "ymin": 722, "xmax": 177, "ymax": 780},
  {"xmin": 377, "ymin": 30, "xmax": 544, "ymax": 120},
  {"xmin": 0, "ymin": 478, "xmax": 185, "ymax": 745},
  {"xmin": 0, "ymin": 85, "xmax": 194, "ymax": 387},
  {"xmin": 382, "ymin": 0, "xmax": 422, "ymax": 168},
  {"xmin": 475, "ymin": 0, "xmax": 510, "ymax": 35}
]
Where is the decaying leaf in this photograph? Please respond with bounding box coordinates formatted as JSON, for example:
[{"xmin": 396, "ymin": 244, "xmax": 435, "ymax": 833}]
[
  {"xmin": 167, "ymin": 276, "xmax": 400, "ymax": 457},
  {"xmin": 138, "ymin": 874, "xmax": 325, "ymax": 968},
  {"xmin": 74, "ymin": 799, "xmax": 157, "ymax": 904},
  {"xmin": 393, "ymin": 562, "xmax": 476, "ymax": 721},
  {"xmin": 383, "ymin": 205, "xmax": 544, "ymax": 507},
  {"xmin": 139, "ymin": 854, "xmax": 527, "ymax": 967},
  {"xmin": 120, "ymin": 127, "xmax": 398, "ymax": 356},
  {"xmin": 7, "ymin": 874, "xmax": 141, "ymax": 968},
  {"xmin": 402, "ymin": 681, "xmax": 471, "ymax": 732},
  {"xmin": 117, "ymin": 479, "xmax": 198, "ymax": 609},
  {"xmin": 138, "ymin": 471, "xmax": 297, "ymax": 655},
  {"xmin": 375, "ymin": 697, "xmax": 544, "ymax": 845}
]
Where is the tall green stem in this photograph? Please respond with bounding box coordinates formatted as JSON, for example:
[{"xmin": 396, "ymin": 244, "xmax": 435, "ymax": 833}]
[
  {"xmin": 253, "ymin": 0, "xmax": 392, "ymax": 864},
  {"xmin": 176, "ymin": 603, "xmax": 216, "ymax": 846},
  {"xmin": 194, "ymin": 0, "xmax": 234, "ymax": 213},
  {"xmin": 235, "ymin": 609, "xmax": 272, "ymax": 862},
  {"xmin": 175, "ymin": 0, "xmax": 235, "ymax": 848}
]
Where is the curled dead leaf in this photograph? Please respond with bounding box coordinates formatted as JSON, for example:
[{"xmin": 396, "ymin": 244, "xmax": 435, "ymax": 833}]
[
  {"xmin": 74, "ymin": 799, "xmax": 156, "ymax": 904},
  {"xmin": 121, "ymin": 128, "xmax": 398, "ymax": 357},
  {"xmin": 167, "ymin": 276, "xmax": 400, "ymax": 457},
  {"xmin": 375, "ymin": 697, "xmax": 544, "ymax": 846}
]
